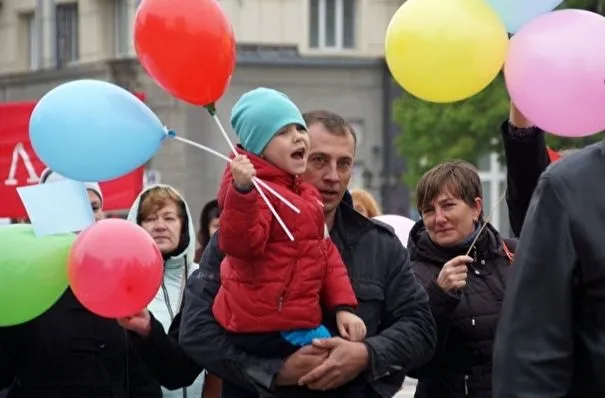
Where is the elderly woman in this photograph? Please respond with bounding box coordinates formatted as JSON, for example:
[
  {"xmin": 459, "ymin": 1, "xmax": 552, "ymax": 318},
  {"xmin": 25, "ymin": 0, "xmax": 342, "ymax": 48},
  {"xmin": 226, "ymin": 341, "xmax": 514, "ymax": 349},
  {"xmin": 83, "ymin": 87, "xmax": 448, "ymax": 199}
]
[
  {"xmin": 120, "ymin": 184, "xmax": 205, "ymax": 398},
  {"xmin": 408, "ymin": 160, "xmax": 516, "ymax": 398},
  {"xmin": 0, "ymin": 169, "xmax": 161, "ymax": 398},
  {"xmin": 350, "ymin": 188, "xmax": 381, "ymax": 218}
]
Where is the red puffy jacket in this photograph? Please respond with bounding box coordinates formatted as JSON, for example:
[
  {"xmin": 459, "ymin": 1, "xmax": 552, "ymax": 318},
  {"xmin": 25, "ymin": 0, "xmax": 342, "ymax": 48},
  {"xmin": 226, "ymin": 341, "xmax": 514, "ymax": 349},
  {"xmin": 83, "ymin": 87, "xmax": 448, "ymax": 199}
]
[{"xmin": 212, "ymin": 149, "xmax": 358, "ymax": 333}]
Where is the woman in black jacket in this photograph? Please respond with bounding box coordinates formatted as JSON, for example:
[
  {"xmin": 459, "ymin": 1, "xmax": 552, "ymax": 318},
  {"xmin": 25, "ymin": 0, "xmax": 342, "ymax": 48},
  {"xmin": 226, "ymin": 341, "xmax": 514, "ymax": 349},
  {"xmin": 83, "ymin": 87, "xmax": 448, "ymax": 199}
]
[
  {"xmin": 409, "ymin": 160, "xmax": 515, "ymax": 398},
  {"xmin": 0, "ymin": 169, "xmax": 161, "ymax": 398}
]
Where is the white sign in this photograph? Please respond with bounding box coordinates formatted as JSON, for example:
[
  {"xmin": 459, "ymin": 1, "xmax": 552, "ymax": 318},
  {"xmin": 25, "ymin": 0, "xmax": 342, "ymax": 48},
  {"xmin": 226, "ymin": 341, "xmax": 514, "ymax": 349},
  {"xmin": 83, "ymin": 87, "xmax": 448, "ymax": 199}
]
[{"xmin": 4, "ymin": 142, "xmax": 40, "ymax": 186}]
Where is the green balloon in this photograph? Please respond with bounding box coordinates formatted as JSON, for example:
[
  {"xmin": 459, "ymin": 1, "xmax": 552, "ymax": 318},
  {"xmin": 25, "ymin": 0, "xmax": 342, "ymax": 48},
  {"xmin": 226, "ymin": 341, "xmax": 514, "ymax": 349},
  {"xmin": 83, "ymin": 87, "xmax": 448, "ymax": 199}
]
[{"xmin": 0, "ymin": 224, "xmax": 75, "ymax": 326}]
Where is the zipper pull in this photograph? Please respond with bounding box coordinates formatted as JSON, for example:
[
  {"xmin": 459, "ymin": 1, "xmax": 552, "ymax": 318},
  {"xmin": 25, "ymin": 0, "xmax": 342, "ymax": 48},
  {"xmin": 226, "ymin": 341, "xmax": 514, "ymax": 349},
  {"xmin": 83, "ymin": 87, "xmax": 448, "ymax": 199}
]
[
  {"xmin": 471, "ymin": 317, "xmax": 476, "ymax": 327},
  {"xmin": 464, "ymin": 375, "xmax": 469, "ymax": 396},
  {"xmin": 278, "ymin": 296, "xmax": 284, "ymax": 312}
]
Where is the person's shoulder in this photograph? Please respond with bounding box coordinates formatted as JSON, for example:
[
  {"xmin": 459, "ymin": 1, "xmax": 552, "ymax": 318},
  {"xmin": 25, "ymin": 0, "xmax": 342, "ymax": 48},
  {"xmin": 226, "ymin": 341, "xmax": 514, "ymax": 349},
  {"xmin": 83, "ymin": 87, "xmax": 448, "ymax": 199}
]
[
  {"xmin": 546, "ymin": 141, "xmax": 605, "ymax": 183},
  {"xmin": 365, "ymin": 218, "xmax": 407, "ymax": 255},
  {"xmin": 369, "ymin": 217, "xmax": 398, "ymax": 237}
]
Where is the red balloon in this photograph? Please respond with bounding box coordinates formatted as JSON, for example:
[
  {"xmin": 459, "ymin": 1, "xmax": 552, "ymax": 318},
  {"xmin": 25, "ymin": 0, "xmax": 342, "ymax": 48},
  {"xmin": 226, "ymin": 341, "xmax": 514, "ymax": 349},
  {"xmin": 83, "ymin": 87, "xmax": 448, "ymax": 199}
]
[
  {"xmin": 68, "ymin": 219, "xmax": 163, "ymax": 318},
  {"xmin": 134, "ymin": 0, "xmax": 236, "ymax": 106}
]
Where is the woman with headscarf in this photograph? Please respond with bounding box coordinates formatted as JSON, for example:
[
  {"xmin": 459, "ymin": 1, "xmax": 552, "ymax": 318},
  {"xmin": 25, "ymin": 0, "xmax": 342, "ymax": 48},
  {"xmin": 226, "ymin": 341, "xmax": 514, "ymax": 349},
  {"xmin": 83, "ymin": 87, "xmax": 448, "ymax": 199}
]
[
  {"xmin": 119, "ymin": 184, "xmax": 206, "ymax": 398},
  {"xmin": 0, "ymin": 169, "xmax": 161, "ymax": 398},
  {"xmin": 408, "ymin": 160, "xmax": 516, "ymax": 398}
]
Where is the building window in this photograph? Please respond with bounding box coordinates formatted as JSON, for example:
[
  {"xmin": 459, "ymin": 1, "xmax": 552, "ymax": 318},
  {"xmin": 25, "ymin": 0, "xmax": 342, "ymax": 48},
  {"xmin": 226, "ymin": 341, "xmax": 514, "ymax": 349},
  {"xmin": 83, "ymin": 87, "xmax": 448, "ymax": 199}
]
[
  {"xmin": 477, "ymin": 153, "xmax": 510, "ymax": 236},
  {"xmin": 25, "ymin": 13, "xmax": 40, "ymax": 70},
  {"xmin": 55, "ymin": 2, "xmax": 79, "ymax": 67},
  {"xmin": 114, "ymin": 0, "xmax": 130, "ymax": 56},
  {"xmin": 309, "ymin": 0, "xmax": 356, "ymax": 50}
]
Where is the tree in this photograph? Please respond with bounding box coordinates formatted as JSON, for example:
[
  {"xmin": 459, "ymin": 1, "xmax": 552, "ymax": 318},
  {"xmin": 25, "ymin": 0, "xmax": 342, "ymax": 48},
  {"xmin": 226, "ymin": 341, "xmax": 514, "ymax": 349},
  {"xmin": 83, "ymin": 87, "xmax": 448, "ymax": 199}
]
[{"xmin": 393, "ymin": 0, "xmax": 605, "ymax": 190}]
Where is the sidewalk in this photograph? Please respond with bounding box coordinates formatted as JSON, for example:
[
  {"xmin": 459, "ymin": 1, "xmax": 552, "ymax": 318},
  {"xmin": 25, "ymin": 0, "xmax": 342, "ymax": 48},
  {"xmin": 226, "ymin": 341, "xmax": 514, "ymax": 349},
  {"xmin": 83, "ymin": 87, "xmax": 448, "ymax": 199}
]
[{"xmin": 395, "ymin": 378, "xmax": 417, "ymax": 397}]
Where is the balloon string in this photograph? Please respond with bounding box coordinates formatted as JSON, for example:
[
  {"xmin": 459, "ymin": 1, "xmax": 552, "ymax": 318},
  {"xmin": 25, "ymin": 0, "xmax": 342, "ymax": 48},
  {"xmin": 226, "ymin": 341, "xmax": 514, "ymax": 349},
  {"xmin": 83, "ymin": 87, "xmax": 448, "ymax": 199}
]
[
  {"xmin": 465, "ymin": 190, "xmax": 507, "ymax": 257},
  {"xmin": 209, "ymin": 114, "xmax": 295, "ymax": 242},
  {"xmin": 169, "ymin": 135, "xmax": 301, "ymax": 215}
]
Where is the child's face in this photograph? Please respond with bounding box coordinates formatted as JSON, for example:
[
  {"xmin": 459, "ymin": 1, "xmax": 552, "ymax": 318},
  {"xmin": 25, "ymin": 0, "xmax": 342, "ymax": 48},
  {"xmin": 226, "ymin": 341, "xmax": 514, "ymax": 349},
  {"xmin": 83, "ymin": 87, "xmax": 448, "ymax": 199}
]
[{"xmin": 262, "ymin": 124, "xmax": 310, "ymax": 175}]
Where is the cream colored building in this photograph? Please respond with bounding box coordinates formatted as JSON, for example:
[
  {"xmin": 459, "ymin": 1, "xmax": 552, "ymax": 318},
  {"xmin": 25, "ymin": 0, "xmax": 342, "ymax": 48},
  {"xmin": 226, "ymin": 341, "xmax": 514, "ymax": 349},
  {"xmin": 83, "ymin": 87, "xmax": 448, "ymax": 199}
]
[{"xmin": 0, "ymin": 0, "xmax": 411, "ymax": 218}]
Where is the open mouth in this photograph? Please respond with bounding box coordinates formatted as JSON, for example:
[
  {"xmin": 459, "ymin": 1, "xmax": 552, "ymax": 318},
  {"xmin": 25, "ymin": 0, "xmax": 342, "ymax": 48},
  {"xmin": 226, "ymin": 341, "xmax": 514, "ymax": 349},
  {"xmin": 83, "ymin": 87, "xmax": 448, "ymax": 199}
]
[
  {"xmin": 320, "ymin": 190, "xmax": 339, "ymax": 198},
  {"xmin": 290, "ymin": 148, "xmax": 306, "ymax": 160}
]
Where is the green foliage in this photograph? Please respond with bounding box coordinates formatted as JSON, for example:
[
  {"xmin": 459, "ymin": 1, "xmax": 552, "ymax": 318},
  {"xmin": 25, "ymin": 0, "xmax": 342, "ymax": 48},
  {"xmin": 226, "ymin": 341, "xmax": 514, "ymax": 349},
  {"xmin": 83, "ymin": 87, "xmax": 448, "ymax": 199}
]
[{"xmin": 393, "ymin": 0, "xmax": 605, "ymax": 191}]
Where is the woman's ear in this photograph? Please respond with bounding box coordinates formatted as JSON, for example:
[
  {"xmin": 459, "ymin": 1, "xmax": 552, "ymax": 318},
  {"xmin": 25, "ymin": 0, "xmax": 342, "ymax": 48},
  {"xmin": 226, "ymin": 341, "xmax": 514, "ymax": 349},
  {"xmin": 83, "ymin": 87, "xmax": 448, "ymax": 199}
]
[{"xmin": 472, "ymin": 197, "xmax": 483, "ymax": 221}]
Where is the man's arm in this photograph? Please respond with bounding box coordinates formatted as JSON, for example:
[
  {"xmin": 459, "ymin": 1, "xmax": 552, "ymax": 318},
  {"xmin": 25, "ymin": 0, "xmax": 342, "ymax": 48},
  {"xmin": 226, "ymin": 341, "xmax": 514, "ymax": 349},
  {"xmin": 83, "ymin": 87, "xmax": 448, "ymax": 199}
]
[
  {"xmin": 0, "ymin": 351, "xmax": 14, "ymax": 391},
  {"xmin": 493, "ymin": 173, "xmax": 576, "ymax": 397},
  {"xmin": 501, "ymin": 102, "xmax": 550, "ymax": 237},
  {"xmin": 128, "ymin": 311, "xmax": 202, "ymax": 390},
  {"xmin": 178, "ymin": 233, "xmax": 284, "ymax": 396},
  {"xmin": 365, "ymin": 235, "xmax": 437, "ymax": 380},
  {"xmin": 0, "ymin": 328, "xmax": 16, "ymax": 390},
  {"xmin": 407, "ymin": 265, "xmax": 460, "ymax": 378}
]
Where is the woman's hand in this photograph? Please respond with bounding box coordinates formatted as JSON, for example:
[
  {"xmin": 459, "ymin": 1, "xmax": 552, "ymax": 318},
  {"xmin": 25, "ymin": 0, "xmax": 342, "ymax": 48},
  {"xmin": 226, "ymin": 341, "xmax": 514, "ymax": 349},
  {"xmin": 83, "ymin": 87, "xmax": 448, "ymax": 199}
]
[
  {"xmin": 437, "ymin": 255, "xmax": 473, "ymax": 292},
  {"xmin": 509, "ymin": 100, "xmax": 533, "ymax": 128},
  {"xmin": 117, "ymin": 309, "xmax": 152, "ymax": 338}
]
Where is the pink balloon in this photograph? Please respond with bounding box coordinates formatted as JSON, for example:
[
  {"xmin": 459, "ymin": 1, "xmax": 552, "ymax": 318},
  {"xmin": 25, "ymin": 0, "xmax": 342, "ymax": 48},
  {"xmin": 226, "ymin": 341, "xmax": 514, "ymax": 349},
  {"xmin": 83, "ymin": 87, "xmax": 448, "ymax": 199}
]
[{"xmin": 505, "ymin": 10, "xmax": 605, "ymax": 137}]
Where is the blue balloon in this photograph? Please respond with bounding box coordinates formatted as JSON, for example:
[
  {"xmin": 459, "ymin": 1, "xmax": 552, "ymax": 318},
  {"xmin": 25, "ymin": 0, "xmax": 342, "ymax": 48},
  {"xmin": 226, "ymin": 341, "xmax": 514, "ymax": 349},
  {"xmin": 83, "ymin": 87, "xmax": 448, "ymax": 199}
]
[
  {"xmin": 486, "ymin": 0, "xmax": 563, "ymax": 33},
  {"xmin": 29, "ymin": 79, "xmax": 166, "ymax": 182}
]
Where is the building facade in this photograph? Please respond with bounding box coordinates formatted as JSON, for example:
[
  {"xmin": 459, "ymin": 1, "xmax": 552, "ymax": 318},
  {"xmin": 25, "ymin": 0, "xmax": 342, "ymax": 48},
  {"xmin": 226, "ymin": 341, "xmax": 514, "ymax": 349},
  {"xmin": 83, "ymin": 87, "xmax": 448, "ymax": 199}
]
[{"xmin": 0, "ymin": 0, "xmax": 412, "ymax": 224}]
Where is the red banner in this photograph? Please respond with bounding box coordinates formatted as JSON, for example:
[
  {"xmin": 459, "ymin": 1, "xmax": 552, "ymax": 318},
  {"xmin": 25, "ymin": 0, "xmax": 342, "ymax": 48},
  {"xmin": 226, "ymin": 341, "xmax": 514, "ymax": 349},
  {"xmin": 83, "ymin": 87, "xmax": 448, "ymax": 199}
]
[{"xmin": 0, "ymin": 96, "xmax": 146, "ymax": 219}]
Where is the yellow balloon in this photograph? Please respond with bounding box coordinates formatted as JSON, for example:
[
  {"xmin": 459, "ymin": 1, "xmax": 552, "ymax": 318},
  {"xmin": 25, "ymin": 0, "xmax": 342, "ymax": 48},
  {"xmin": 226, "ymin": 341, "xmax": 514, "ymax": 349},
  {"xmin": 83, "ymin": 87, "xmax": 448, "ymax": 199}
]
[{"xmin": 385, "ymin": 0, "xmax": 509, "ymax": 103}]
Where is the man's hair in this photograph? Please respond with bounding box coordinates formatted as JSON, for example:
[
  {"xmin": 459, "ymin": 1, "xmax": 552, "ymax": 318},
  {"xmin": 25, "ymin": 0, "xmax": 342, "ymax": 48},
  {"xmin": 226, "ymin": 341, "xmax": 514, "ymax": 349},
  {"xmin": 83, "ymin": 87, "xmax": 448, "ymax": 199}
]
[
  {"xmin": 416, "ymin": 160, "xmax": 482, "ymax": 215},
  {"xmin": 302, "ymin": 110, "xmax": 357, "ymax": 146}
]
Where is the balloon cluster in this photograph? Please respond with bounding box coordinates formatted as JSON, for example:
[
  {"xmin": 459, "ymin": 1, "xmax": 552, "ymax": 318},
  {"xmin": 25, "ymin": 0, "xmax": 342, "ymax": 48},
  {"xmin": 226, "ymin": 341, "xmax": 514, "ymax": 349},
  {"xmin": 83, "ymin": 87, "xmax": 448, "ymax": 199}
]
[
  {"xmin": 0, "ymin": 0, "xmax": 237, "ymax": 326},
  {"xmin": 385, "ymin": 0, "xmax": 605, "ymax": 137}
]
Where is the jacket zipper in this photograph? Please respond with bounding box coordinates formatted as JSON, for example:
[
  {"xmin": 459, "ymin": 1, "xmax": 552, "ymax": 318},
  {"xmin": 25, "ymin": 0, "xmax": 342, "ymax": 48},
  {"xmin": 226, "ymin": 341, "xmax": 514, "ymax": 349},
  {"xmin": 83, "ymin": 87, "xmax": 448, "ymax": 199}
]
[
  {"xmin": 464, "ymin": 374, "xmax": 469, "ymax": 396},
  {"xmin": 161, "ymin": 282, "xmax": 174, "ymax": 320},
  {"xmin": 278, "ymin": 261, "xmax": 298, "ymax": 312}
]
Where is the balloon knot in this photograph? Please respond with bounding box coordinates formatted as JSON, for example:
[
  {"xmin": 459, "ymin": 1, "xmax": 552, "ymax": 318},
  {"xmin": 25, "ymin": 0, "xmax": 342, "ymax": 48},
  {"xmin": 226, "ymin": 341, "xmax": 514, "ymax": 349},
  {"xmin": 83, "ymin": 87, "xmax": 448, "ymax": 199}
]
[{"xmin": 162, "ymin": 126, "xmax": 177, "ymax": 140}]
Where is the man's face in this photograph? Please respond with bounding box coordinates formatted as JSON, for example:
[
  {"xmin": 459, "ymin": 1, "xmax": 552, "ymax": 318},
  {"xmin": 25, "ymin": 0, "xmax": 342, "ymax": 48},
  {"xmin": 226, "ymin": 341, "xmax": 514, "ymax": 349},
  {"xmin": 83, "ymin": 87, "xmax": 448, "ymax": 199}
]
[{"xmin": 303, "ymin": 123, "xmax": 356, "ymax": 213}]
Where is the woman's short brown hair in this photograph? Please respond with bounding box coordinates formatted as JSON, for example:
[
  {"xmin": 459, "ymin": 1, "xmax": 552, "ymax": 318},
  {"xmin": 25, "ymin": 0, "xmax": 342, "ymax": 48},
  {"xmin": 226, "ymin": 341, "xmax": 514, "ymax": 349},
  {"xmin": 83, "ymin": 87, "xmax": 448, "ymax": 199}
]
[
  {"xmin": 351, "ymin": 189, "xmax": 382, "ymax": 218},
  {"xmin": 416, "ymin": 160, "xmax": 482, "ymax": 214},
  {"xmin": 137, "ymin": 186, "xmax": 184, "ymax": 223}
]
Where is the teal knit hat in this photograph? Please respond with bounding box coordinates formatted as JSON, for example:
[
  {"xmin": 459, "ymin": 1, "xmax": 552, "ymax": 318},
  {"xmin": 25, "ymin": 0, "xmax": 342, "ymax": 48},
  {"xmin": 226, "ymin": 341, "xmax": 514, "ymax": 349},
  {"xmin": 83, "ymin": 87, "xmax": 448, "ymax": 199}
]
[{"xmin": 230, "ymin": 87, "xmax": 307, "ymax": 155}]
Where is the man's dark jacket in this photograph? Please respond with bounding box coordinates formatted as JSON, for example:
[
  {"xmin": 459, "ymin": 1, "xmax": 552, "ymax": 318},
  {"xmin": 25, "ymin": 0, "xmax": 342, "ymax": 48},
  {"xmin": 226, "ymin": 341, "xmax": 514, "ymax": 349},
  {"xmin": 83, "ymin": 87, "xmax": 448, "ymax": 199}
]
[
  {"xmin": 178, "ymin": 196, "xmax": 436, "ymax": 397},
  {"xmin": 493, "ymin": 142, "xmax": 605, "ymax": 396}
]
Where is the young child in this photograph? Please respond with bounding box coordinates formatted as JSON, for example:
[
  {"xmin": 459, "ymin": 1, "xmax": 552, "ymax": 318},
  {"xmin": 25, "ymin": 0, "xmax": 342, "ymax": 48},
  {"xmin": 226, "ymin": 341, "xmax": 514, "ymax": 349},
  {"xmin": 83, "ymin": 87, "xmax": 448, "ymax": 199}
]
[{"xmin": 212, "ymin": 87, "xmax": 366, "ymax": 358}]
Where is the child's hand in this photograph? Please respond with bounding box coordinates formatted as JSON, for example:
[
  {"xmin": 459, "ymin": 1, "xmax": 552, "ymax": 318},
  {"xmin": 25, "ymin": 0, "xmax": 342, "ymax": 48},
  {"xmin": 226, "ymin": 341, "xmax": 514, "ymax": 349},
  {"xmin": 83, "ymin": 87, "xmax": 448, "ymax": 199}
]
[
  {"xmin": 336, "ymin": 310, "xmax": 367, "ymax": 342},
  {"xmin": 231, "ymin": 155, "xmax": 256, "ymax": 190}
]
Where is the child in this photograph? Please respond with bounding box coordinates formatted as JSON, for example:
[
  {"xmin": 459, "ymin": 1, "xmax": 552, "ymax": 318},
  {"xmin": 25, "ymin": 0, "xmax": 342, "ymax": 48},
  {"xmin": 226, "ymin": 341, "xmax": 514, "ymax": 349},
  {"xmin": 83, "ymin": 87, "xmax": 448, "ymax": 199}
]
[{"xmin": 212, "ymin": 87, "xmax": 366, "ymax": 358}]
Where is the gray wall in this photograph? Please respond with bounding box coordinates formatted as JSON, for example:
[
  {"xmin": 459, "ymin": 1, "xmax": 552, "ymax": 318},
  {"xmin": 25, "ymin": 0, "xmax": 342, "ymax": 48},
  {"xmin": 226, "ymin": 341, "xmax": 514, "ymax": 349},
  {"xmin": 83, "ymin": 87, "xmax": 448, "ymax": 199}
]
[{"xmin": 0, "ymin": 59, "xmax": 387, "ymax": 229}]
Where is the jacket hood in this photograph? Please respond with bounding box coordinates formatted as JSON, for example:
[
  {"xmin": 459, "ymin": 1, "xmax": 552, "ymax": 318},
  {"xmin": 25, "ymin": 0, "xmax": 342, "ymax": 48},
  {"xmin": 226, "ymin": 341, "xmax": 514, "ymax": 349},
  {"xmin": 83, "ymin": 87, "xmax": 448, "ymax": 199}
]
[
  {"xmin": 217, "ymin": 146, "xmax": 301, "ymax": 210},
  {"xmin": 127, "ymin": 184, "xmax": 196, "ymax": 269},
  {"xmin": 407, "ymin": 219, "xmax": 504, "ymax": 266}
]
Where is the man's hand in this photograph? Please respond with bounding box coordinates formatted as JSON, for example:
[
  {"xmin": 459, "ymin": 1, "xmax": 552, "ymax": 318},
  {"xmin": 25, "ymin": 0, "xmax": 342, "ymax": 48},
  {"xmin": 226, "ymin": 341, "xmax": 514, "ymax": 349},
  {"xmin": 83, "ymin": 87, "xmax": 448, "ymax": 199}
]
[
  {"xmin": 274, "ymin": 345, "xmax": 329, "ymax": 386},
  {"xmin": 117, "ymin": 309, "xmax": 152, "ymax": 338},
  {"xmin": 436, "ymin": 255, "xmax": 472, "ymax": 292},
  {"xmin": 299, "ymin": 337, "xmax": 369, "ymax": 390}
]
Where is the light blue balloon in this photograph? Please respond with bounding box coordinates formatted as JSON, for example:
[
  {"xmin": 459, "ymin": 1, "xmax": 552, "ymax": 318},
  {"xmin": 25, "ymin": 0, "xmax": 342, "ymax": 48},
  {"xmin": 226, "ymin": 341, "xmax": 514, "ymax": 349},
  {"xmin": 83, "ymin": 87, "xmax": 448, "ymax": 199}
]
[
  {"xmin": 29, "ymin": 79, "xmax": 166, "ymax": 182},
  {"xmin": 487, "ymin": 0, "xmax": 564, "ymax": 33}
]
